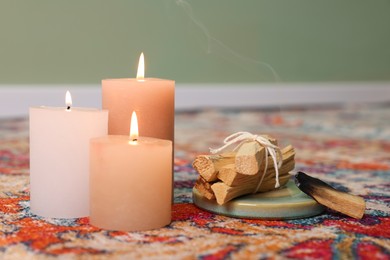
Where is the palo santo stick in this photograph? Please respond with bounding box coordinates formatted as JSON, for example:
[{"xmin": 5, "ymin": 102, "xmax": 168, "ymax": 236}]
[
  {"xmin": 218, "ymin": 145, "xmax": 295, "ymax": 186},
  {"xmin": 235, "ymin": 136, "xmax": 277, "ymax": 175},
  {"xmin": 192, "ymin": 152, "xmax": 235, "ymax": 182},
  {"xmin": 295, "ymin": 171, "xmax": 365, "ymax": 219},
  {"xmin": 211, "ymin": 174, "xmax": 291, "ymax": 205},
  {"xmin": 194, "ymin": 177, "xmax": 215, "ymax": 200},
  {"xmin": 234, "ymin": 141, "xmax": 265, "ymax": 175}
]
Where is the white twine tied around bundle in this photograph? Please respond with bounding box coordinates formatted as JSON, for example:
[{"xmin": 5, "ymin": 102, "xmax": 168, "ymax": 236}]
[{"xmin": 209, "ymin": 132, "xmax": 283, "ymax": 193}]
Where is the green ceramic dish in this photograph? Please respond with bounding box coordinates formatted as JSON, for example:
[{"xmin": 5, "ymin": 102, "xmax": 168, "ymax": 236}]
[{"xmin": 192, "ymin": 180, "xmax": 324, "ymax": 219}]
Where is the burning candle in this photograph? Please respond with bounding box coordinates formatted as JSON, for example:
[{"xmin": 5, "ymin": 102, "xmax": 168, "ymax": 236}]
[
  {"xmin": 90, "ymin": 111, "xmax": 172, "ymax": 231},
  {"xmin": 102, "ymin": 53, "xmax": 175, "ymax": 141},
  {"xmin": 29, "ymin": 91, "xmax": 108, "ymax": 218}
]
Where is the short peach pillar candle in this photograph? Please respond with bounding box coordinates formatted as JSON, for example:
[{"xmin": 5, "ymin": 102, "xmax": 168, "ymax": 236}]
[
  {"xmin": 102, "ymin": 53, "xmax": 175, "ymax": 141},
  {"xmin": 90, "ymin": 112, "xmax": 172, "ymax": 231}
]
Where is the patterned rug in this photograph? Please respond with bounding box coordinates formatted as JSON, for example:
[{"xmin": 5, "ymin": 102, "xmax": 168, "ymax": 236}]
[{"xmin": 0, "ymin": 103, "xmax": 389, "ymax": 259}]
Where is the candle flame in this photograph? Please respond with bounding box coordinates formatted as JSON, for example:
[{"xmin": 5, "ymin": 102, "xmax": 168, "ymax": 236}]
[
  {"xmin": 130, "ymin": 111, "xmax": 139, "ymax": 141},
  {"xmin": 136, "ymin": 52, "xmax": 145, "ymax": 80},
  {"xmin": 65, "ymin": 90, "xmax": 72, "ymax": 110}
]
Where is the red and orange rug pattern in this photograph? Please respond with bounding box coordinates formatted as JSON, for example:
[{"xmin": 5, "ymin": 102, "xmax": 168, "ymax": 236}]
[{"xmin": 0, "ymin": 104, "xmax": 389, "ymax": 259}]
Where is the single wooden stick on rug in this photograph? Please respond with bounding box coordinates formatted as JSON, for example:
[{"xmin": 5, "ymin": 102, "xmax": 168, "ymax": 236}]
[{"xmin": 295, "ymin": 171, "xmax": 366, "ymax": 219}]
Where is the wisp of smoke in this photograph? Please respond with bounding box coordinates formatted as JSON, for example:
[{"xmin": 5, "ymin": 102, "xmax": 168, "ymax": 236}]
[{"xmin": 174, "ymin": 0, "xmax": 281, "ymax": 82}]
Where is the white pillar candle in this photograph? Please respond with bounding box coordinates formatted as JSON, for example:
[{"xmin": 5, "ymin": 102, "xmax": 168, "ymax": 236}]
[{"xmin": 29, "ymin": 91, "xmax": 108, "ymax": 218}]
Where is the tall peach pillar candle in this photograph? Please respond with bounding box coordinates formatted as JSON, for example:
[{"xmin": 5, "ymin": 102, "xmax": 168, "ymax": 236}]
[
  {"xmin": 29, "ymin": 91, "xmax": 108, "ymax": 218},
  {"xmin": 102, "ymin": 53, "xmax": 174, "ymax": 141},
  {"xmin": 90, "ymin": 112, "xmax": 172, "ymax": 231}
]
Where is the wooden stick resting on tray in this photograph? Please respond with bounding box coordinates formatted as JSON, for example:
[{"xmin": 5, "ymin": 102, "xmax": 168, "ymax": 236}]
[
  {"xmin": 192, "ymin": 153, "xmax": 235, "ymax": 182},
  {"xmin": 194, "ymin": 177, "xmax": 215, "ymax": 200},
  {"xmin": 235, "ymin": 136, "xmax": 277, "ymax": 175},
  {"xmin": 233, "ymin": 141, "xmax": 265, "ymax": 175},
  {"xmin": 211, "ymin": 174, "xmax": 292, "ymax": 205}
]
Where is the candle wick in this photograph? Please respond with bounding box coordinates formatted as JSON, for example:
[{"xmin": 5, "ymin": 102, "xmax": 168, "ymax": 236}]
[
  {"xmin": 67, "ymin": 106, "xmax": 71, "ymax": 110},
  {"xmin": 132, "ymin": 138, "xmax": 138, "ymax": 142}
]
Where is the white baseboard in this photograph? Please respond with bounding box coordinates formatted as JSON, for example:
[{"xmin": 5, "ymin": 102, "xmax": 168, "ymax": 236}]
[{"xmin": 0, "ymin": 82, "xmax": 389, "ymax": 118}]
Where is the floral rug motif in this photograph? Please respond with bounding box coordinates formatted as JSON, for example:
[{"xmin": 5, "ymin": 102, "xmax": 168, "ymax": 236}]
[{"xmin": 0, "ymin": 104, "xmax": 389, "ymax": 259}]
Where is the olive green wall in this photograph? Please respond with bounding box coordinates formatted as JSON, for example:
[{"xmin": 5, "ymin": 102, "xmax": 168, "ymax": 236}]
[{"xmin": 0, "ymin": 0, "xmax": 389, "ymax": 84}]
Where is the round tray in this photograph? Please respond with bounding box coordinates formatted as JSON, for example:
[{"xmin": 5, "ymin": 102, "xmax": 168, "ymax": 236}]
[{"xmin": 192, "ymin": 180, "xmax": 324, "ymax": 220}]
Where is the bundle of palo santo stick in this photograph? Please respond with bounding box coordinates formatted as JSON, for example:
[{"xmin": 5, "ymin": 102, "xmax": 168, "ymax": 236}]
[{"xmin": 193, "ymin": 134, "xmax": 296, "ymax": 205}]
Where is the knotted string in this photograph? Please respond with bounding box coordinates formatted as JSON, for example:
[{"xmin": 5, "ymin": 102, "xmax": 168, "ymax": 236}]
[{"xmin": 209, "ymin": 132, "xmax": 283, "ymax": 192}]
